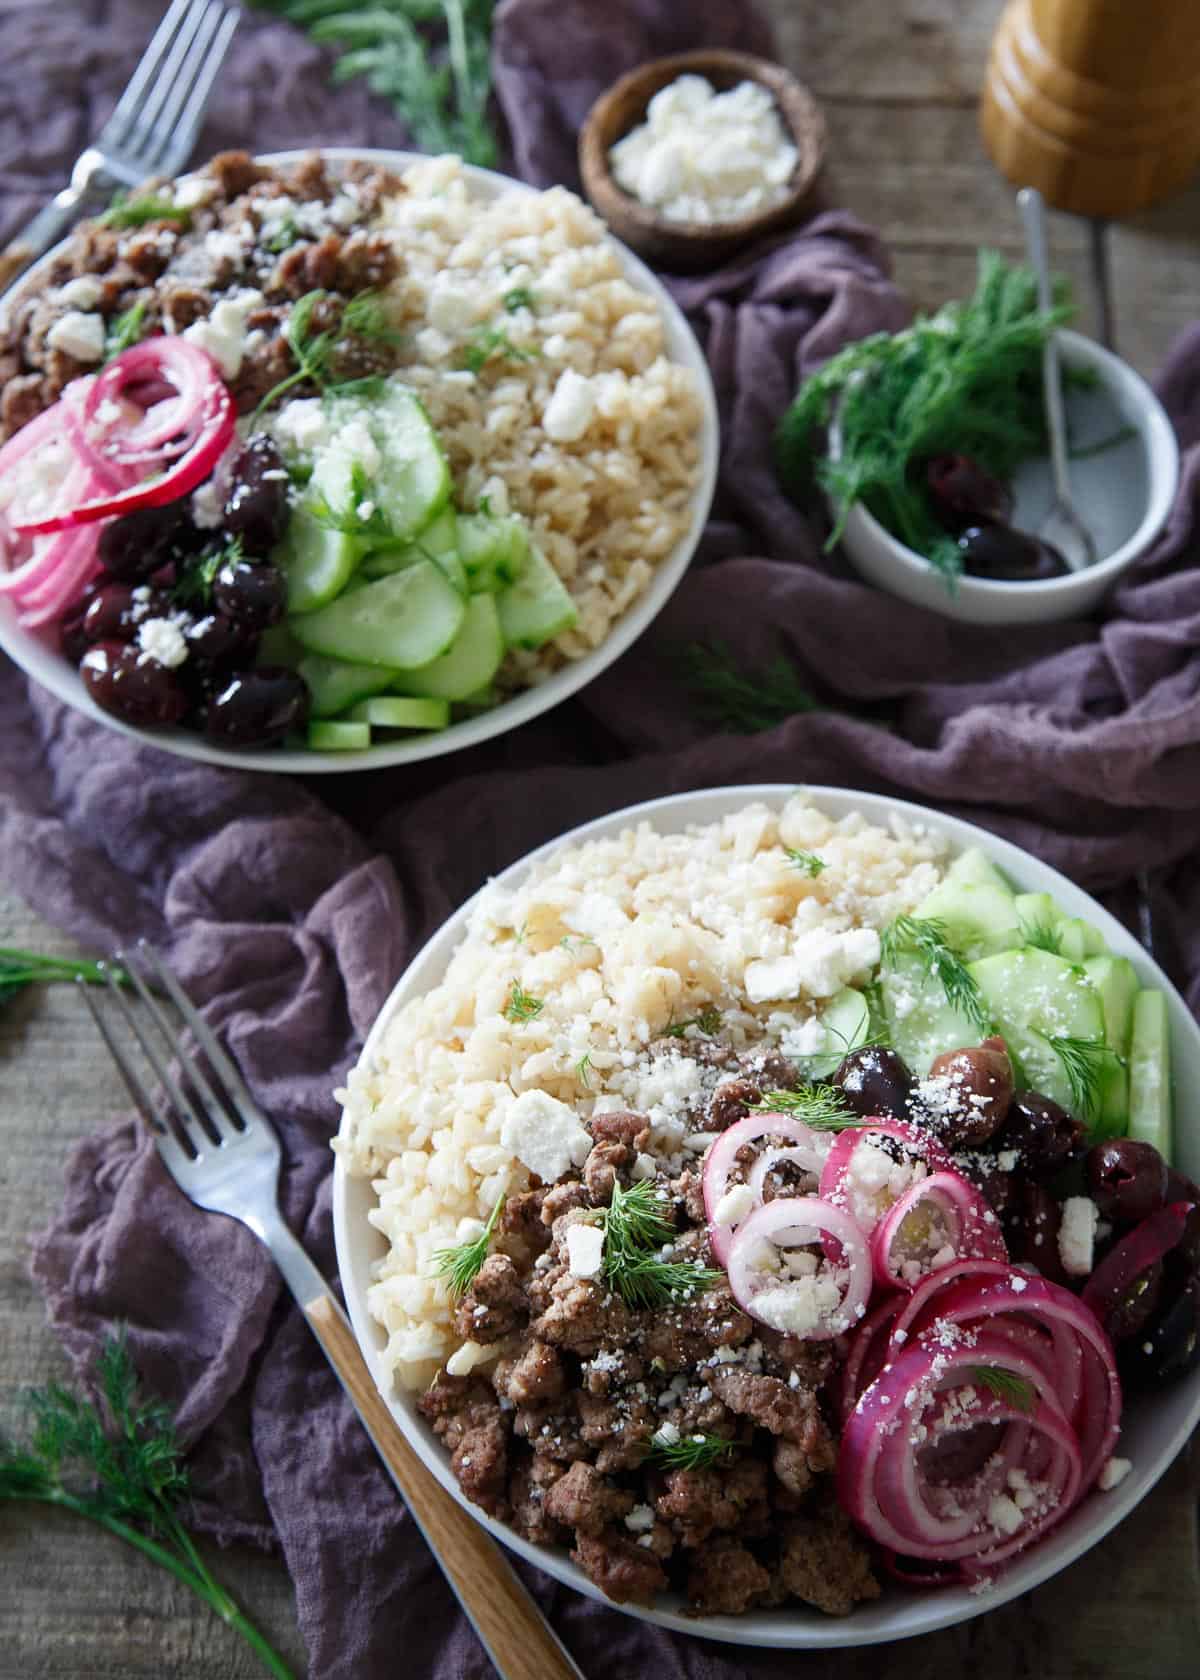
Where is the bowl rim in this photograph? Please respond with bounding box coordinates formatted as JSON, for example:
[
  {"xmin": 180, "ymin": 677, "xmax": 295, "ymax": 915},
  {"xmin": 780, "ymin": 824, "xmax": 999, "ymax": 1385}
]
[
  {"xmin": 0, "ymin": 146, "xmax": 719, "ymax": 775},
  {"xmin": 332, "ymin": 781, "xmax": 1200, "ymax": 1649},
  {"xmin": 837, "ymin": 328, "xmax": 1180, "ymax": 600}
]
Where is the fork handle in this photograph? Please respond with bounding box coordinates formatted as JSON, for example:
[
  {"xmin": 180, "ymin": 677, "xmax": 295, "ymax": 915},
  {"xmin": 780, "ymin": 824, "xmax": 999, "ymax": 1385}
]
[
  {"xmin": 260, "ymin": 1218, "xmax": 585, "ymax": 1680},
  {"xmin": 0, "ymin": 189, "xmax": 92, "ymax": 293}
]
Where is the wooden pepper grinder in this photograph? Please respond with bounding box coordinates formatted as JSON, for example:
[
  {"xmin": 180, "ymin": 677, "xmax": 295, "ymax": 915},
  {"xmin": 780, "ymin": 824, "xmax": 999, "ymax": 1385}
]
[{"xmin": 980, "ymin": 0, "xmax": 1200, "ymax": 218}]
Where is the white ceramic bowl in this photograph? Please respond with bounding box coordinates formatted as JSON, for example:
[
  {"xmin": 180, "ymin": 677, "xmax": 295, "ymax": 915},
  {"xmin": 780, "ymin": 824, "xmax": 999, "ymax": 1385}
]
[
  {"xmin": 0, "ymin": 148, "xmax": 718, "ymax": 773},
  {"xmin": 836, "ymin": 329, "xmax": 1179, "ymax": 625},
  {"xmin": 333, "ymin": 783, "xmax": 1200, "ymax": 1649}
]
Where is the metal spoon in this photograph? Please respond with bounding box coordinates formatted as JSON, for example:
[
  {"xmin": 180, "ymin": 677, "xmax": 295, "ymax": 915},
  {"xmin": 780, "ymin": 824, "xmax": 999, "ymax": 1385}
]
[{"xmin": 1017, "ymin": 186, "xmax": 1097, "ymax": 572}]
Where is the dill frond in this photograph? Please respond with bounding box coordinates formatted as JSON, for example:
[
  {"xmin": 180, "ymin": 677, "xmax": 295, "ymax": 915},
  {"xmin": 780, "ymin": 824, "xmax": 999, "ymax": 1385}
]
[
  {"xmin": 649, "ymin": 1431, "xmax": 738, "ymax": 1470},
  {"xmin": 970, "ymin": 1365, "xmax": 1036, "ymax": 1414},
  {"xmin": 881, "ymin": 915, "xmax": 991, "ymax": 1035},
  {"xmin": 784, "ymin": 848, "xmax": 826, "ymax": 877},
  {"xmin": 432, "ymin": 1193, "xmax": 506, "ymax": 1299},
  {"xmin": 503, "ymin": 981, "xmax": 544, "ymax": 1024}
]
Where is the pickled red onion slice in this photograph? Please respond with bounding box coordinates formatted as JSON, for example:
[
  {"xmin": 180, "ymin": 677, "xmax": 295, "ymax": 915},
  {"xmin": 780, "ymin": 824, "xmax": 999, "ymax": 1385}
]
[
  {"xmin": 819, "ymin": 1119, "xmax": 956, "ymax": 1238},
  {"xmin": 870, "ymin": 1168, "xmax": 1007, "ymax": 1291},
  {"xmin": 725, "ymin": 1195, "xmax": 872, "ymax": 1339},
  {"xmin": 701, "ymin": 1111, "xmax": 824, "ymax": 1264}
]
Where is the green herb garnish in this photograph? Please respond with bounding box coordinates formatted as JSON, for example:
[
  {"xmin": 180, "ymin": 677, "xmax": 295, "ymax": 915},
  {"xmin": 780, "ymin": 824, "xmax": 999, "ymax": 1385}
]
[
  {"xmin": 341, "ymin": 288, "xmax": 405, "ymax": 346},
  {"xmin": 310, "ymin": 462, "xmax": 395, "ymax": 541},
  {"xmin": 970, "ymin": 1365, "xmax": 1037, "ymax": 1414},
  {"xmin": 589, "ymin": 1180, "xmax": 721, "ymax": 1310},
  {"xmin": 432, "ymin": 1193, "xmax": 506, "ymax": 1299},
  {"xmin": 784, "ymin": 848, "xmax": 826, "ymax": 877},
  {"xmin": 1034, "ymin": 1030, "xmax": 1116, "ymax": 1122},
  {"xmin": 0, "ymin": 947, "xmax": 126, "ymax": 1010},
  {"xmin": 252, "ymin": 287, "xmax": 403, "ymax": 423},
  {"xmin": 103, "ymin": 300, "xmax": 148, "ymax": 363},
  {"xmin": 0, "ymin": 1334, "xmax": 294, "ymax": 1678},
  {"xmin": 1020, "ymin": 918, "xmax": 1063, "ymax": 956},
  {"xmin": 503, "ymin": 980, "xmax": 544, "ymax": 1023},
  {"xmin": 881, "ymin": 914, "xmax": 991, "ymax": 1035},
  {"xmin": 748, "ymin": 1084, "xmax": 872, "ymax": 1129},
  {"xmin": 574, "ymin": 1053, "xmax": 593, "ymax": 1089},
  {"xmin": 676, "ymin": 640, "xmax": 821, "ymax": 734},
  {"xmin": 263, "ymin": 212, "xmax": 300, "ymax": 254},
  {"xmin": 461, "ymin": 325, "xmax": 537, "ymax": 374},
  {"xmin": 503, "ymin": 287, "xmax": 535, "ymax": 312},
  {"xmin": 649, "ymin": 1431, "xmax": 738, "ymax": 1471},
  {"xmin": 774, "ymin": 249, "xmax": 1079, "ymax": 589},
  {"xmin": 172, "ymin": 537, "xmax": 241, "ymax": 610},
  {"xmin": 99, "ymin": 194, "xmax": 191, "ymax": 230},
  {"xmin": 664, "ymin": 1007, "xmax": 723, "ymax": 1039}
]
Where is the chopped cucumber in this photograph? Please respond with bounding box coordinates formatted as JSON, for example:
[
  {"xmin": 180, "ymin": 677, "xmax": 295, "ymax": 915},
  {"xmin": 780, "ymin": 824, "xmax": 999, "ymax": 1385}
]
[
  {"xmin": 1128, "ymin": 990, "xmax": 1171, "ymax": 1158},
  {"xmin": 394, "ymin": 593, "xmax": 504, "ymax": 702},
  {"xmin": 880, "ymin": 950, "xmax": 980, "ymax": 1076},
  {"xmin": 346, "ymin": 696, "xmax": 449, "ymax": 731},
  {"xmin": 945, "ymin": 847, "xmax": 1014, "ymax": 894},
  {"xmin": 1082, "ymin": 955, "xmax": 1140, "ymax": 1056},
  {"xmin": 810, "ymin": 987, "xmax": 871, "ymax": 1079},
  {"xmin": 1015, "ymin": 892, "xmax": 1066, "ymax": 949},
  {"xmin": 913, "ymin": 880, "xmax": 1021, "ymax": 962},
  {"xmin": 1092, "ymin": 1057, "xmax": 1130, "ymax": 1142},
  {"xmin": 308, "ymin": 720, "xmax": 371, "ymax": 751},
  {"xmin": 1057, "ymin": 917, "xmax": 1107, "ymax": 962},
  {"xmin": 970, "ymin": 947, "xmax": 1106, "ymax": 1115},
  {"xmin": 496, "ymin": 544, "xmax": 578, "ymax": 649},
  {"xmin": 291, "ymin": 562, "xmax": 465, "ymax": 670},
  {"xmin": 359, "ymin": 507, "xmax": 468, "ymax": 595},
  {"xmin": 366, "ymin": 385, "xmax": 452, "ymax": 539},
  {"xmin": 457, "ymin": 512, "xmax": 530, "ymax": 593},
  {"xmin": 298, "ymin": 653, "xmax": 396, "ymax": 720},
  {"xmin": 274, "ymin": 502, "xmax": 360, "ymax": 614}
]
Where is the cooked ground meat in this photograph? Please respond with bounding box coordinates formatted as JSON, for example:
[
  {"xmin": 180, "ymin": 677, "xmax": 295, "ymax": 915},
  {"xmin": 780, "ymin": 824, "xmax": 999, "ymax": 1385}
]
[
  {"xmin": 776, "ymin": 1501, "xmax": 882, "ymax": 1617},
  {"xmin": 543, "ymin": 1460, "xmax": 634, "ymax": 1535},
  {"xmin": 704, "ymin": 1076, "xmax": 763, "ymax": 1132},
  {"xmin": 498, "ymin": 1339, "xmax": 565, "ymax": 1405},
  {"xmin": 571, "ymin": 1529, "xmax": 668, "ymax": 1605},
  {"xmin": 687, "ymin": 1538, "xmax": 773, "ymax": 1616},
  {"xmin": 452, "ymin": 1253, "xmax": 527, "ymax": 1343},
  {"xmin": 653, "ymin": 1459, "xmax": 770, "ymax": 1548}
]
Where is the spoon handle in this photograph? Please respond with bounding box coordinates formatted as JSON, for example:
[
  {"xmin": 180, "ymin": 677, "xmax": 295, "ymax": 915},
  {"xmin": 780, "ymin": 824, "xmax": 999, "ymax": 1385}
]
[{"xmin": 1017, "ymin": 186, "xmax": 1072, "ymax": 504}]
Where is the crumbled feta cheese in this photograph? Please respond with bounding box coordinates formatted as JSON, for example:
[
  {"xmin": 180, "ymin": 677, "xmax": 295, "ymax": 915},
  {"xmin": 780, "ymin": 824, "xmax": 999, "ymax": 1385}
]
[
  {"xmin": 651, "ymin": 1421, "xmax": 680, "ymax": 1448},
  {"xmin": 339, "ymin": 417, "xmax": 381, "ymax": 476},
  {"xmin": 137, "ymin": 617, "xmax": 188, "ymax": 669},
  {"xmin": 57, "ymin": 276, "xmax": 103, "ymax": 309},
  {"xmin": 1098, "ymin": 1456, "xmax": 1132, "ymax": 1491},
  {"xmin": 631, "ymin": 1152, "xmax": 657, "ymax": 1181},
  {"xmin": 745, "ymin": 927, "xmax": 881, "ymax": 1003},
  {"xmin": 191, "ymin": 479, "xmax": 224, "ymax": 530},
  {"xmin": 181, "ymin": 288, "xmax": 264, "ymax": 379},
  {"xmin": 499, "ymin": 1090, "xmax": 591, "ymax": 1183},
  {"xmin": 46, "ymin": 310, "xmax": 105, "ymax": 362},
  {"xmin": 273, "ymin": 397, "xmax": 329, "ymax": 453},
  {"xmin": 1058, "ymin": 1196, "xmax": 1099, "ymax": 1277},
  {"xmin": 750, "ymin": 1272, "xmax": 843, "ymax": 1337},
  {"xmin": 328, "ymin": 192, "xmax": 360, "ymax": 229},
  {"xmin": 987, "ymin": 1494, "xmax": 1025, "ymax": 1536},
  {"xmin": 173, "ymin": 175, "xmax": 218, "ymax": 210},
  {"xmin": 713, "ymin": 1183, "xmax": 756, "ymax": 1228},
  {"xmin": 542, "ymin": 369, "xmax": 596, "ymax": 442},
  {"xmin": 445, "ymin": 1339, "xmax": 493, "ymax": 1377},
  {"xmin": 623, "ymin": 1503, "xmax": 655, "ymax": 1534},
  {"xmin": 427, "ymin": 281, "xmax": 477, "ymax": 334},
  {"xmin": 565, "ymin": 1222, "xmax": 604, "ymax": 1278}
]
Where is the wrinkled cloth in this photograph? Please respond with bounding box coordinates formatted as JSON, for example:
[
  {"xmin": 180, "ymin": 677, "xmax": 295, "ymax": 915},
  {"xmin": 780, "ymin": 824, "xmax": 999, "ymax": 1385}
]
[{"xmin": 2, "ymin": 0, "xmax": 1200, "ymax": 1676}]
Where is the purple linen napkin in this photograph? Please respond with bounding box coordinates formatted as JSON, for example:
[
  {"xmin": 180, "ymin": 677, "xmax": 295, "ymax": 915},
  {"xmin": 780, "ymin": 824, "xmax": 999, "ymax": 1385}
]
[{"xmin": 2, "ymin": 2, "xmax": 1200, "ymax": 1676}]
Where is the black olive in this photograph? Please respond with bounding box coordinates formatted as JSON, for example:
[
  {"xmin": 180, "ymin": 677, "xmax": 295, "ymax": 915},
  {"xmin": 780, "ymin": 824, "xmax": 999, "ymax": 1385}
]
[
  {"xmin": 958, "ymin": 524, "xmax": 1072, "ymax": 582},
  {"xmin": 204, "ymin": 667, "xmax": 309, "ymax": 748},
  {"xmin": 80, "ymin": 641, "xmax": 188, "ymax": 728},
  {"xmin": 922, "ymin": 1037, "xmax": 1013, "ymax": 1145},
  {"xmin": 222, "ymin": 436, "xmax": 290, "ymax": 554},
  {"xmin": 997, "ymin": 1091, "xmax": 1084, "ymax": 1178},
  {"xmin": 97, "ymin": 502, "xmax": 198, "ymax": 583},
  {"xmin": 212, "ymin": 559, "xmax": 286, "ymax": 633},
  {"xmin": 1119, "ymin": 1274, "xmax": 1200, "ymax": 1388},
  {"xmin": 924, "ymin": 454, "xmax": 1013, "ymax": 532},
  {"xmin": 830, "ymin": 1045, "xmax": 913, "ymax": 1120},
  {"xmin": 1086, "ymin": 1139, "xmax": 1169, "ymax": 1227}
]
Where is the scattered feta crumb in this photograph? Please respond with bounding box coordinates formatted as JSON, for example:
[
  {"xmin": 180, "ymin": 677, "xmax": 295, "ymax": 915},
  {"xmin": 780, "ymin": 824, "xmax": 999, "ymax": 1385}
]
[
  {"xmin": 191, "ymin": 479, "xmax": 224, "ymax": 530},
  {"xmin": 623, "ymin": 1503, "xmax": 655, "ymax": 1533},
  {"xmin": 136, "ymin": 617, "xmax": 188, "ymax": 669},
  {"xmin": 445, "ymin": 1339, "xmax": 493, "ymax": 1377},
  {"xmin": 713, "ymin": 1183, "xmax": 755, "ymax": 1228},
  {"xmin": 542, "ymin": 369, "xmax": 596, "ymax": 442},
  {"xmin": 1098, "ymin": 1456, "xmax": 1132, "ymax": 1491},
  {"xmin": 1058, "ymin": 1196, "xmax": 1099, "ymax": 1277},
  {"xmin": 47, "ymin": 310, "xmax": 105, "ymax": 362},
  {"xmin": 499, "ymin": 1089, "xmax": 591, "ymax": 1183},
  {"xmin": 565, "ymin": 1222, "xmax": 604, "ymax": 1279},
  {"xmin": 57, "ymin": 276, "xmax": 103, "ymax": 309},
  {"xmin": 987, "ymin": 1494, "xmax": 1025, "ymax": 1537}
]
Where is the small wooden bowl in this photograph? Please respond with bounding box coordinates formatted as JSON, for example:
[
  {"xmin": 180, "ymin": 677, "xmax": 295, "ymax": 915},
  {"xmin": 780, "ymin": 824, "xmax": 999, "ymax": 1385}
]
[{"xmin": 579, "ymin": 49, "xmax": 826, "ymax": 272}]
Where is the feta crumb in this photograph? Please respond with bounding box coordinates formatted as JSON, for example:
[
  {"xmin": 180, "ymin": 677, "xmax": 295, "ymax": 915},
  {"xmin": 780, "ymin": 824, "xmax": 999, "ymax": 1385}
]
[
  {"xmin": 173, "ymin": 175, "xmax": 218, "ymax": 210},
  {"xmin": 1058, "ymin": 1196, "xmax": 1099, "ymax": 1277},
  {"xmin": 339, "ymin": 416, "xmax": 381, "ymax": 476},
  {"xmin": 1098, "ymin": 1456, "xmax": 1132, "ymax": 1491},
  {"xmin": 57, "ymin": 276, "xmax": 103, "ymax": 309},
  {"xmin": 181, "ymin": 288, "xmax": 264, "ymax": 379},
  {"xmin": 651, "ymin": 1421, "xmax": 680, "ymax": 1448},
  {"xmin": 623, "ymin": 1503, "xmax": 655, "ymax": 1533},
  {"xmin": 713, "ymin": 1183, "xmax": 755, "ymax": 1228},
  {"xmin": 987, "ymin": 1493, "xmax": 1024, "ymax": 1536},
  {"xmin": 542, "ymin": 369, "xmax": 596, "ymax": 442},
  {"xmin": 272, "ymin": 397, "xmax": 329, "ymax": 453},
  {"xmin": 631, "ymin": 1153, "xmax": 657, "ymax": 1181},
  {"xmin": 565, "ymin": 1222, "xmax": 604, "ymax": 1279},
  {"xmin": 191, "ymin": 479, "xmax": 224, "ymax": 530},
  {"xmin": 46, "ymin": 310, "xmax": 105, "ymax": 362},
  {"xmin": 136, "ymin": 617, "xmax": 188, "ymax": 669},
  {"xmin": 499, "ymin": 1089, "xmax": 591, "ymax": 1183}
]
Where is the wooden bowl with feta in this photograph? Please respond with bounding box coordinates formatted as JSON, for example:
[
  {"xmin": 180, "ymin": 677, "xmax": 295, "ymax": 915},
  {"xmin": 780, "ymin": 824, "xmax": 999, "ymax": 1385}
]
[{"xmin": 579, "ymin": 50, "xmax": 826, "ymax": 271}]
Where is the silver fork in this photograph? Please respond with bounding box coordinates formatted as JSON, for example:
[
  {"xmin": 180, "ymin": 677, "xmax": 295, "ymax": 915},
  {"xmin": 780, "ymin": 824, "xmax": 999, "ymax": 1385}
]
[
  {"xmin": 1, "ymin": 0, "xmax": 239, "ymax": 290},
  {"xmin": 80, "ymin": 942, "xmax": 584, "ymax": 1680}
]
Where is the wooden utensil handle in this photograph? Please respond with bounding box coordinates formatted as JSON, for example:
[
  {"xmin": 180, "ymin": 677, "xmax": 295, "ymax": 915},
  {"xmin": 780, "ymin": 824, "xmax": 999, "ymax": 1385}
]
[{"xmin": 305, "ymin": 1293, "xmax": 585, "ymax": 1680}]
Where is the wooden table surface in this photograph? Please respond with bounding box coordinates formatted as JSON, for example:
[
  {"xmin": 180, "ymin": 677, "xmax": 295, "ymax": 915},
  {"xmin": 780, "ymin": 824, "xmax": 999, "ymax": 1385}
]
[{"xmin": 4, "ymin": 2, "xmax": 1200, "ymax": 1675}]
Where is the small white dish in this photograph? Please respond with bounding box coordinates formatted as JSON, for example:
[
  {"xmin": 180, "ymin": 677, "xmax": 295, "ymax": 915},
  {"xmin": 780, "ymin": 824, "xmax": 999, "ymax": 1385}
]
[
  {"xmin": 0, "ymin": 148, "xmax": 718, "ymax": 774},
  {"xmin": 333, "ymin": 782, "xmax": 1200, "ymax": 1650},
  {"xmin": 835, "ymin": 329, "xmax": 1179, "ymax": 625}
]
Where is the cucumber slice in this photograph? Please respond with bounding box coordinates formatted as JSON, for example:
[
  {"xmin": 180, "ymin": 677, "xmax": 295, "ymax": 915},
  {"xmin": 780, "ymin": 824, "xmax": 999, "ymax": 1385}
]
[
  {"xmin": 809, "ymin": 987, "xmax": 871, "ymax": 1079},
  {"xmin": 945, "ymin": 847, "xmax": 1014, "ymax": 894},
  {"xmin": 308, "ymin": 720, "xmax": 371, "ymax": 751},
  {"xmin": 361, "ymin": 508, "xmax": 468, "ymax": 595},
  {"xmin": 1014, "ymin": 892, "xmax": 1066, "ymax": 950},
  {"xmin": 346, "ymin": 696, "xmax": 449, "ymax": 731},
  {"xmin": 1082, "ymin": 955, "xmax": 1140, "ymax": 1055},
  {"xmin": 366, "ymin": 385, "xmax": 452, "ymax": 539},
  {"xmin": 1057, "ymin": 918, "xmax": 1107, "ymax": 962},
  {"xmin": 394, "ymin": 593, "xmax": 505, "ymax": 702},
  {"xmin": 969, "ymin": 948, "xmax": 1107, "ymax": 1115},
  {"xmin": 298, "ymin": 653, "xmax": 396, "ymax": 720},
  {"xmin": 457, "ymin": 512, "xmax": 530, "ymax": 593},
  {"xmin": 880, "ymin": 951, "xmax": 980, "ymax": 1076},
  {"xmin": 496, "ymin": 544, "xmax": 578, "ymax": 649},
  {"xmin": 1092, "ymin": 1058, "xmax": 1130, "ymax": 1142},
  {"xmin": 913, "ymin": 880, "xmax": 1021, "ymax": 962},
  {"xmin": 1127, "ymin": 990, "xmax": 1171, "ymax": 1158},
  {"xmin": 291, "ymin": 562, "xmax": 465, "ymax": 670},
  {"xmin": 274, "ymin": 503, "xmax": 360, "ymax": 614}
]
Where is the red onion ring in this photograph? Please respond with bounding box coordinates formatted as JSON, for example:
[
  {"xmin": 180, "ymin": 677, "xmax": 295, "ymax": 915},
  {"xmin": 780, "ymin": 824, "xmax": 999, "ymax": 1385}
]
[
  {"xmin": 870, "ymin": 1168, "xmax": 1007, "ymax": 1291},
  {"xmin": 1081, "ymin": 1200, "xmax": 1196, "ymax": 1328},
  {"xmin": 839, "ymin": 1291, "xmax": 904, "ymax": 1422},
  {"xmin": 725, "ymin": 1194, "xmax": 872, "ymax": 1339},
  {"xmin": 81, "ymin": 337, "xmax": 216, "ymax": 464},
  {"xmin": 819, "ymin": 1119, "xmax": 956, "ymax": 1238},
  {"xmin": 701, "ymin": 1112, "xmax": 823, "ymax": 1264}
]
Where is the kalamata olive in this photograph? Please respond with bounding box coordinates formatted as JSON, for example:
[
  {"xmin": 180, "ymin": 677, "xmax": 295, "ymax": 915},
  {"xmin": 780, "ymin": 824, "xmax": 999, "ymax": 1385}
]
[
  {"xmin": 920, "ymin": 1037, "xmax": 1014, "ymax": 1146},
  {"xmin": 80, "ymin": 641, "xmax": 188, "ymax": 728},
  {"xmin": 925, "ymin": 454, "xmax": 1013, "ymax": 532},
  {"xmin": 204, "ymin": 666, "xmax": 309, "ymax": 748},
  {"xmin": 82, "ymin": 583, "xmax": 154, "ymax": 645},
  {"xmin": 222, "ymin": 435, "xmax": 290, "ymax": 554},
  {"xmin": 1003, "ymin": 1179, "xmax": 1068, "ymax": 1284},
  {"xmin": 1120, "ymin": 1274, "xmax": 1200, "ymax": 1387},
  {"xmin": 59, "ymin": 578, "xmax": 106, "ymax": 663},
  {"xmin": 1085, "ymin": 1138, "xmax": 1169, "ymax": 1226},
  {"xmin": 184, "ymin": 610, "xmax": 254, "ymax": 665},
  {"xmin": 212, "ymin": 558, "xmax": 286, "ymax": 632},
  {"xmin": 957, "ymin": 524, "xmax": 1072, "ymax": 582},
  {"xmin": 97, "ymin": 502, "xmax": 195, "ymax": 582},
  {"xmin": 960, "ymin": 1157, "xmax": 1016, "ymax": 1218},
  {"xmin": 997, "ymin": 1090, "xmax": 1084, "ymax": 1177},
  {"xmin": 1106, "ymin": 1257, "xmax": 1165, "ymax": 1342},
  {"xmin": 830, "ymin": 1045, "xmax": 914, "ymax": 1120}
]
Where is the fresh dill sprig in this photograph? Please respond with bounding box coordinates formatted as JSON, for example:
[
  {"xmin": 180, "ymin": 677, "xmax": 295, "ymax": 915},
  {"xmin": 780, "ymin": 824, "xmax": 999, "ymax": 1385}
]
[
  {"xmin": 664, "ymin": 1006, "xmax": 723, "ymax": 1039},
  {"xmin": 252, "ymin": 288, "xmax": 404, "ymax": 423},
  {"xmin": 461, "ymin": 325, "xmax": 538, "ymax": 374},
  {"xmin": 648, "ymin": 1431, "xmax": 738, "ymax": 1471},
  {"xmin": 98, "ymin": 193, "xmax": 191, "ymax": 230},
  {"xmin": 574, "ymin": 1053, "xmax": 593, "ymax": 1089},
  {"xmin": 1020, "ymin": 918, "xmax": 1063, "ymax": 956},
  {"xmin": 881, "ymin": 914, "xmax": 991, "ymax": 1035},
  {"xmin": 503, "ymin": 980, "xmax": 544, "ymax": 1024},
  {"xmin": 172, "ymin": 538, "xmax": 243, "ymax": 610},
  {"xmin": 0, "ymin": 948, "xmax": 127, "ymax": 1011},
  {"xmin": 0, "ymin": 1334, "xmax": 294, "ymax": 1678},
  {"xmin": 590, "ymin": 1180, "xmax": 721, "ymax": 1310},
  {"xmin": 503, "ymin": 287, "xmax": 535, "ymax": 312},
  {"xmin": 432, "ymin": 1193, "xmax": 506, "ymax": 1298},
  {"xmin": 970, "ymin": 1365, "xmax": 1036, "ymax": 1414},
  {"xmin": 1034, "ymin": 1030, "xmax": 1115, "ymax": 1122},
  {"xmin": 341, "ymin": 288, "xmax": 406, "ymax": 346},
  {"xmin": 263, "ymin": 211, "xmax": 300, "ymax": 253},
  {"xmin": 675, "ymin": 640, "xmax": 821, "ymax": 734},
  {"xmin": 103, "ymin": 300, "xmax": 148, "ymax": 363},
  {"xmin": 310, "ymin": 462, "xmax": 395, "ymax": 541},
  {"xmin": 748, "ymin": 1084, "xmax": 872, "ymax": 1129},
  {"xmin": 784, "ymin": 848, "xmax": 826, "ymax": 877}
]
